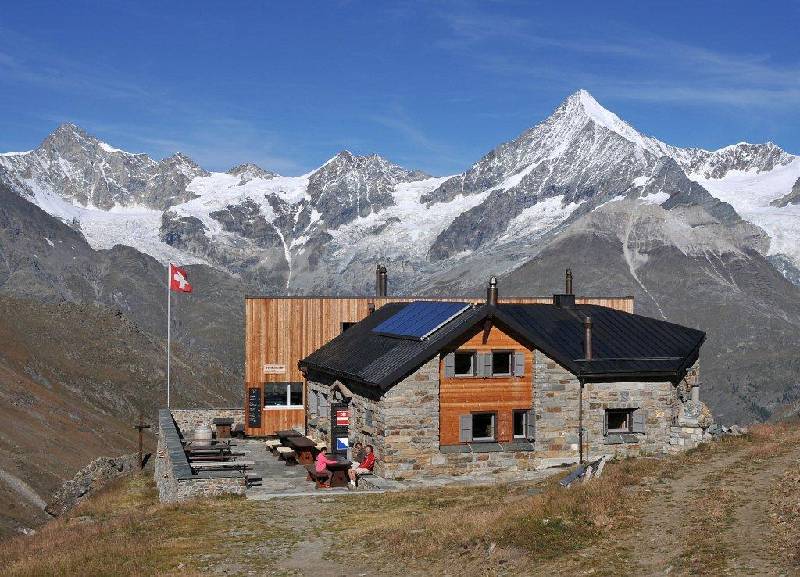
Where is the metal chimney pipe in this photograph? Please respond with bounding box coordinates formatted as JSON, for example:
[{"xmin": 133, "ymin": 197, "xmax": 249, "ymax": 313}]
[
  {"xmin": 487, "ymin": 276, "xmax": 498, "ymax": 306},
  {"xmin": 584, "ymin": 316, "xmax": 593, "ymax": 361},
  {"xmin": 566, "ymin": 268, "xmax": 573, "ymax": 295},
  {"xmin": 375, "ymin": 264, "xmax": 383, "ymax": 297},
  {"xmin": 380, "ymin": 265, "xmax": 388, "ymax": 296}
]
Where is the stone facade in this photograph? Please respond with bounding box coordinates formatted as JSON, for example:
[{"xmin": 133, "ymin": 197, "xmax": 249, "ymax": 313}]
[
  {"xmin": 170, "ymin": 408, "xmax": 244, "ymax": 436},
  {"xmin": 308, "ymin": 358, "xmax": 538, "ymax": 482},
  {"xmin": 154, "ymin": 410, "xmax": 245, "ymax": 503},
  {"xmin": 305, "ymin": 352, "xmax": 711, "ymax": 482},
  {"xmin": 534, "ymin": 351, "xmax": 709, "ymax": 465}
]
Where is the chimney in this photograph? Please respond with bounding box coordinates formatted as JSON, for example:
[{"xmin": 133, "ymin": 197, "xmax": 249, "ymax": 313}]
[
  {"xmin": 375, "ymin": 264, "xmax": 382, "ymax": 297},
  {"xmin": 486, "ymin": 276, "xmax": 498, "ymax": 306},
  {"xmin": 553, "ymin": 268, "xmax": 576, "ymax": 308},
  {"xmin": 380, "ymin": 265, "xmax": 388, "ymax": 296},
  {"xmin": 583, "ymin": 316, "xmax": 593, "ymax": 361}
]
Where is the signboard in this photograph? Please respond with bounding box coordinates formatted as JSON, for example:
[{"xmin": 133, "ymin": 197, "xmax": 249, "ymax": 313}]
[
  {"xmin": 335, "ymin": 409, "xmax": 350, "ymax": 427},
  {"xmin": 263, "ymin": 364, "xmax": 286, "ymax": 375},
  {"xmin": 331, "ymin": 402, "xmax": 349, "ymax": 455},
  {"xmin": 247, "ymin": 387, "xmax": 261, "ymax": 428}
]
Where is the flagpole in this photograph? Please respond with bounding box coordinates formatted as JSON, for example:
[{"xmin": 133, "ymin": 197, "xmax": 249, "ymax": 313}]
[{"xmin": 166, "ymin": 263, "xmax": 171, "ymax": 408}]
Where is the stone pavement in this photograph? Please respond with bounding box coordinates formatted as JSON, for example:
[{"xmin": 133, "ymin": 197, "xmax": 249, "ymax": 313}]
[{"xmin": 240, "ymin": 439, "xmax": 386, "ymax": 500}]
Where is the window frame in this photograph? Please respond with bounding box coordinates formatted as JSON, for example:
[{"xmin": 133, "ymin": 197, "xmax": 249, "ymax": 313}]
[
  {"xmin": 512, "ymin": 409, "xmax": 528, "ymax": 439},
  {"xmin": 263, "ymin": 382, "xmax": 305, "ymax": 410},
  {"xmin": 453, "ymin": 350, "xmax": 477, "ymax": 377},
  {"xmin": 490, "ymin": 350, "xmax": 513, "ymax": 376},
  {"xmin": 471, "ymin": 412, "xmax": 496, "ymax": 442},
  {"xmin": 605, "ymin": 408, "xmax": 633, "ymax": 434}
]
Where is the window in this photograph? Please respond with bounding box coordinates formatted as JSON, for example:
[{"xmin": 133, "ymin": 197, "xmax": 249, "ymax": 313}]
[
  {"xmin": 265, "ymin": 383, "xmax": 304, "ymax": 408},
  {"xmin": 471, "ymin": 413, "xmax": 495, "ymax": 442},
  {"xmin": 605, "ymin": 409, "xmax": 634, "ymax": 433},
  {"xmin": 309, "ymin": 390, "xmax": 318, "ymax": 416},
  {"xmin": 454, "ymin": 351, "xmax": 476, "ymax": 376},
  {"xmin": 513, "ymin": 410, "xmax": 528, "ymax": 439},
  {"xmin": 491, "ymin": 351, "xmax": 512, "ymax": 376},
  {"xmin": 341, "ymin": 321, "xmax": 356, "ymax": 333}
]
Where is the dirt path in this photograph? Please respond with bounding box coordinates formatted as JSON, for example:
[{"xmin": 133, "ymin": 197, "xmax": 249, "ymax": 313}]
[{"xmin": 531, "ymin": 436, "xmax": 800, "ymax": 577}]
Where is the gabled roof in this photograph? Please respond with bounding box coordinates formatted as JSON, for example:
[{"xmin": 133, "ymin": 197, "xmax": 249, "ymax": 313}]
[{"xmin": 298, "ymin": 301, "xmax": 705, "ymax": 390}]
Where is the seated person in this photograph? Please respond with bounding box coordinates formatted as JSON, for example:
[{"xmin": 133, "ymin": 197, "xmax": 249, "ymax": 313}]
[
  {"xmin": 314, "ymin": 447, "xmax": 337, "ymax": 486},
  {"xmin": 351, "ymin": 441, "xmax": 366, "ymax": 466},
  {"xmin": 348, "ymin": 444, "xmax": 375, "ymax": 488}
]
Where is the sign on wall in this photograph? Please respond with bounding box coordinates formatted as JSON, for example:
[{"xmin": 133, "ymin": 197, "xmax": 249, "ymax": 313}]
[
  {"xmin": 335, "ymin": 437, "xmax": 349, "ymax": 451},
  {"xmin": 335, "ymin": 409, "xmax": 350, "ymax": 426},
  {"xmin": 247, "ymin": 387, "xmax": 261, "ymax": 428},
  {"xmin": 263, "ymin": 364, "xmax": 286, "ymax": 375}
]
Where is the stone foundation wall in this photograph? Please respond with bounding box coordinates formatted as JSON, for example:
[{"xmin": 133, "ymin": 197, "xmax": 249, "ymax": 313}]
[
  {"xmin": 154, "ymin": 409, "xmax": 245, "ymax": 503},
  {"xmin": 170, "ymin": 408, "xmax": 244, "ymax": 436}
]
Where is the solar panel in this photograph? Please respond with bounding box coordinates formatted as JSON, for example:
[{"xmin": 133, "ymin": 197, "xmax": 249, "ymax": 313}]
[{"xmin": 372, "ymin": 301, "xmax": 472, "ymax": 340}]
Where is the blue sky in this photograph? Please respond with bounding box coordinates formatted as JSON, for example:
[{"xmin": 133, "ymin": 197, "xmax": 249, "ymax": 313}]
[{"xmin": 1, "ymin": 1, "xmax": 798, "ymax": 175}]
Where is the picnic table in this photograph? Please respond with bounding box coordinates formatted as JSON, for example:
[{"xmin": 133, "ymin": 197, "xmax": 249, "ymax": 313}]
[
  {"xmin": 189, "ymin": 460, "xmax": 255, "ymax": 474},
  {"xmin": 186, "ymin": 446, "xmax": 232, "ymax": 457},
  {"xmin": 286, "ymin": 436, "xmax": 316, "ymax": 465},
  {"xmin": 276, "ymin": 429, "xmax": 302, "ymax": 443},
  {"xmin": 326, "ymin": 456, "xmax": 352, "ymax": 488}
]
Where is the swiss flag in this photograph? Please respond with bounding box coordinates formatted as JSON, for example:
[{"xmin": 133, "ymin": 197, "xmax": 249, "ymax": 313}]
[{"xmin": 169, "ymin": 264, "xmax": 192, "ymax": 293}]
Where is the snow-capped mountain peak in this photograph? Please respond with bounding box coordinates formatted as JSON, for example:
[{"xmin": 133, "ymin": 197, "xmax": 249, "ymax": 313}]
[{"xmin": 1, "ymin": 90, "xmax": 799, "ymax": 295}]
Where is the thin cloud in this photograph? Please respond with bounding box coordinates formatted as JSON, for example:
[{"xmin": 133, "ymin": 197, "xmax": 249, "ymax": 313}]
[{"xmin": 434, "ymin": 8, "xmax": 800, "ymax": 109}]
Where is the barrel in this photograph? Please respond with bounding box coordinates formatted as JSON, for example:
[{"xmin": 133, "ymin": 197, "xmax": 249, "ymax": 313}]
[{"xmin": 193, "ymin": 425, "xmax": 213, "ymax": 447}]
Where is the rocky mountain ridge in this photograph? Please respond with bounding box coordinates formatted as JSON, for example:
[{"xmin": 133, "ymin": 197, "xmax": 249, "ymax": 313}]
[
  {"xmin": 1, "ymin": 90, "xmax": 799, "ymax": 424},
  {"xmin": 2, "ymin": 91, "xmax": 798, "ymax": 296}
]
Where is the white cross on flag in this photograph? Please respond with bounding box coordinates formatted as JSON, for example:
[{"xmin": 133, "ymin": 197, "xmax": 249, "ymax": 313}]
[{"xmin": 169, "ymin": 264, "xmax": 192, "ymax": 293}]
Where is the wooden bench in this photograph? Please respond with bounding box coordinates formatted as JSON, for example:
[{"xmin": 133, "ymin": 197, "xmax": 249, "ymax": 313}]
[
  {"xmin": 304, "ymin": 464, "xmax": 330, "ymax": 489},
  {"xmin": 276, "ymin": 446, "xmax": 297, "ymax": 465}
]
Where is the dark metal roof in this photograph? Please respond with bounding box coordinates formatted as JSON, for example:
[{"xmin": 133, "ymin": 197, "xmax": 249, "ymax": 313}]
[
  {"xmin": 494, "ymin": 304, "xmax": 705, "ymax": 380},
  {"xmin": 299, "ymin": 302, "xmax": 705, "ymax": 390}
]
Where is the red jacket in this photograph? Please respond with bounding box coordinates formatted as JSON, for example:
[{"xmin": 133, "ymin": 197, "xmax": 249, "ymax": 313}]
[{"xmin": 359, "ymin": 452, "xmax": 375, "ymax": 471}]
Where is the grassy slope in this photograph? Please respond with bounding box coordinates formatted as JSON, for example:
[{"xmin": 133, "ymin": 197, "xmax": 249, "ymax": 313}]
[
  {"xmin": 2, "ymin": 424, "xmax": 798, "ymax": 576},
  {"xmin": 0, "ymin": 295, "xmax": 241, "ymax": 538}
]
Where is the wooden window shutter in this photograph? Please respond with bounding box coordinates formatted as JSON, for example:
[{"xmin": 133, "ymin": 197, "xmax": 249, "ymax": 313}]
[
  {"xmin": 513, "ymin": 352, "xmax": 525, "ymax": 376},
  {"xmin": 459, "ymin": 415, "xmax": 472, "ymax": 443},
  {"xmin": 632, "ymin": 408, "xmax": 647, "ymax": 433},
  {"xmin": 526, "ymin": 408, "xmax": 535, "ymax": 439},
  {"xmin": 444, "ymin": 353, "xmax": 455, "ymax": 377},
  {"xmin": 603, "ymin": 410, "xmax": 608, "ymax": 436},
  {"xmin": 480, "ymin": 352, "xmax": 493, "ymax": 377}
]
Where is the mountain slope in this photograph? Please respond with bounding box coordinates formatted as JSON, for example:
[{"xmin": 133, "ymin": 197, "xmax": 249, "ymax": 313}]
[{"xmin": 1, "ymin": 90, "xmax": 799, "ymax": 427}]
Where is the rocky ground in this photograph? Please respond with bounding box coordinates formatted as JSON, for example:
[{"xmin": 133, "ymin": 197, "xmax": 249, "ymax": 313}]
[{"xmin": 1, "ymin": 423, "xmax": 798, "ymax": 576}]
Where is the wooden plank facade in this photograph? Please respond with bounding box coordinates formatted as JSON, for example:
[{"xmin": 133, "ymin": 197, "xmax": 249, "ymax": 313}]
[
  {"xmin": 244, "ymin": 295, "xmax": 633, "ymax": 436},
  {"xmin": 439, "ymin": 324, "xmax": 533, "ymax": 445}
]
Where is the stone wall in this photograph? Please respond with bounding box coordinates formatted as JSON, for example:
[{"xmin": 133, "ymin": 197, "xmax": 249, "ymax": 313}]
[
  {"xmin": 534, "ymin": 352, "xmax": 709, "ymax": 465},
  {"xmin": 154, "ymin": 410, "xmax": 245, "ymax": 503},
  {"xmin": 307, "ymin": 358, "xmax": 540, "ymax": 481},
  {"xmin": 305, "ymin": 354, "xmax": 710, "ymax": 482},
  {"xmin": 170, "ymin": 408, "xmax": 244, "ymax": 436}
]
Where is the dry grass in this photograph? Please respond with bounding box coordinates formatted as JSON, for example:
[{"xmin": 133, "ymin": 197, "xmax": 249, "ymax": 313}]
[
  {"xmin": 327, "ymin": 424, "xmax": 800, "ymax": 576},
  {"xmin": 325, "ymin": 456, "xmax": 666, "ymax": 574},
  {"xmin": 3, "ymin": 423, "xmax": 800, "ymax": 577},
  {"xmin": 0, "ymin": 474, "xmax": 302, "ymax": 577}
]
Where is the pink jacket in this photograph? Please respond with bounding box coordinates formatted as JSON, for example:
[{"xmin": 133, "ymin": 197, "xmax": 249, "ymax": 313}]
[{"xmin": 315, "ymin": 452, "xmax": 337, "ymax": 473}]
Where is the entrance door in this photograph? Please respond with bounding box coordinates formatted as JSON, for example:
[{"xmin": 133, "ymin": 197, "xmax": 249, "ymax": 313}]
[{"xmin": 330, "ymin": 402, "xmax": 350, "ymax": 455}]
